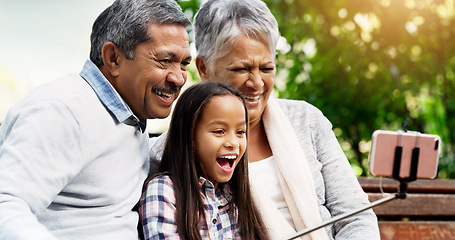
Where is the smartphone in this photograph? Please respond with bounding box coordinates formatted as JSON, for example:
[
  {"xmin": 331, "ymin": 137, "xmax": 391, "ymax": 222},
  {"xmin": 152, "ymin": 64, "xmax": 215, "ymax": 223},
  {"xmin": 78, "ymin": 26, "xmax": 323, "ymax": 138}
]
[{"xmin": 369, "ymin": 130, "xmax": 440, "ymax": 179}]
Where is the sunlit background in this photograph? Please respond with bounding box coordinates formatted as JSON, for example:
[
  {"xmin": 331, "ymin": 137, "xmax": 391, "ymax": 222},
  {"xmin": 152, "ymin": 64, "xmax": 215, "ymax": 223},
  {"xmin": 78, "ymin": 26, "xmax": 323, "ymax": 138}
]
[{"xmin": 0, "ymin": 0, "xmax": 109, "ymax": 120}]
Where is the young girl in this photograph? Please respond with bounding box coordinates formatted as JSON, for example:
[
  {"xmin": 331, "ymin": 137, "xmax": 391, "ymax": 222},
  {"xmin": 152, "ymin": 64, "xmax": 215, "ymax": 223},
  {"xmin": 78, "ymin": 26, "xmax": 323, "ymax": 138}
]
[{"xmin": 139, "ymin": 82, "xmax": 269, "ymax": 240}]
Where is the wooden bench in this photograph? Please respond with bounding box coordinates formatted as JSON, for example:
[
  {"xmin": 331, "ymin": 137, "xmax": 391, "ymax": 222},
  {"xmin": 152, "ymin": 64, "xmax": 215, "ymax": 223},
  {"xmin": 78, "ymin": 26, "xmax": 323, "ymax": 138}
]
[{"xmin": 358, "ymin": 176, "xmax": 455, "ymax": 240}]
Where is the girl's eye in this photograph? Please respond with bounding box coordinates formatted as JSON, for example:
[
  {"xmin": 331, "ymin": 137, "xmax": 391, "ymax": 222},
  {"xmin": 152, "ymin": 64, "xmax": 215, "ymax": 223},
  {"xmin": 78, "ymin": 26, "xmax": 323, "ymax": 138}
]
[
  {"xmin": 213, "ymin": 130, "xmax": 224, "ymax": 135},
  {"xmin": 237, "ymin": 130, "xmax": 246, "ymax": 136}
]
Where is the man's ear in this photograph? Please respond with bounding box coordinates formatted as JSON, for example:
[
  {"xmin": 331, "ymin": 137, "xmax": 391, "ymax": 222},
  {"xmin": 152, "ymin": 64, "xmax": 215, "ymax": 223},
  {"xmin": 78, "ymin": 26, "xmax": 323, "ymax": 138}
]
[
  {"xmin": 196, "ymin": 55, "xmax": 210, "ymax": 81},
  {"xmin": 101, "ymin": 42, "xmax": 122, "ymax": 77}
]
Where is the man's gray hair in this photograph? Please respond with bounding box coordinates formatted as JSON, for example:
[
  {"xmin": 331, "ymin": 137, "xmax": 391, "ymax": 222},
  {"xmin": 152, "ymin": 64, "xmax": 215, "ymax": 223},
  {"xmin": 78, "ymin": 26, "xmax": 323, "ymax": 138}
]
[
  {"xmin": 90, "ymin": 0, "xmax": 191, "ymax": 66},
  {"xmin": 194, "ymin": 0, "xmax": 279, "ymax": 69}
]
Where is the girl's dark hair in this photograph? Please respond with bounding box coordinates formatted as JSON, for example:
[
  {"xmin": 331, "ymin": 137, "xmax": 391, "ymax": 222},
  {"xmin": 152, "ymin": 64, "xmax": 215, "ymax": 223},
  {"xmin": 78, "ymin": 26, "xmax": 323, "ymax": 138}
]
[{"xmin": 155, "ymin": 82, "xmax": 269, "ymax": 239}]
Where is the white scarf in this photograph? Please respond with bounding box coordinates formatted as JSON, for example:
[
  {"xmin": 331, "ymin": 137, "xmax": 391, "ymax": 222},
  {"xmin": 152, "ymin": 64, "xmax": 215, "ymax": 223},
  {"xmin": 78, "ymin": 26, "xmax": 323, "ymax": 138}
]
[{"xmin": 249, "ymin": 98, "xmax": 330, "ymax": 240}]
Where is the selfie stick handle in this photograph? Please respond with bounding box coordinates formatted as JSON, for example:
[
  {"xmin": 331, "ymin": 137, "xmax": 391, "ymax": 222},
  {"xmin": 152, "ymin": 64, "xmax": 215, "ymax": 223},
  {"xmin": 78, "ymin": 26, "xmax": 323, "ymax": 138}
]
[
  {"xmin": 285, "ymin": 193, "xmax": 397, "ymax": 240},
  {"xmin": 394, "ymin": 125, "xmax": 420, "ymax": 198}
]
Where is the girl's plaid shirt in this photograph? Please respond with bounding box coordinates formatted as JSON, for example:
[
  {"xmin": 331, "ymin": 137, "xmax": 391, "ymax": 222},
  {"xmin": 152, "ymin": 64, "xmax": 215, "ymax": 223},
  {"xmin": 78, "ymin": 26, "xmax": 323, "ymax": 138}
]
[{"xmin": 139, "ymin": 175, "xmax": 241, "ymax": 239}]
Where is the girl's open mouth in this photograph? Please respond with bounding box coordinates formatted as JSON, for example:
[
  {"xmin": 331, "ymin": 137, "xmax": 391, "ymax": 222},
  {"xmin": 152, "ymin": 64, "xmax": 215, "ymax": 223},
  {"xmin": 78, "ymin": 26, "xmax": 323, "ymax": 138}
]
[{"xmin": 216, "ymin": 155, "xmax": 236, "ymax": 171}]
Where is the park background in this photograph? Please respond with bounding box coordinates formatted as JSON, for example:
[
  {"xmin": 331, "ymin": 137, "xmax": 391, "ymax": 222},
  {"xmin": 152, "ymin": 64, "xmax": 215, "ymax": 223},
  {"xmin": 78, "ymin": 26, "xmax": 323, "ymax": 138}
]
[{"xmin": 0, "ymin": 0, "xmax": 454, "ymax": 178}]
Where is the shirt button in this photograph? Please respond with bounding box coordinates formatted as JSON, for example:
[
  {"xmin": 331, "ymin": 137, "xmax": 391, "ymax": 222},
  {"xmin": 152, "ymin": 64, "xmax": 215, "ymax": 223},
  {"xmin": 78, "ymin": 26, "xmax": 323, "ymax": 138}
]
[
  {"xmin": 229, "ymin": 209, "xmax": 235, "ymax": 214},
  {"xmin": 212, "ymin": 218, "xmax": 217, "ymax": 224}
]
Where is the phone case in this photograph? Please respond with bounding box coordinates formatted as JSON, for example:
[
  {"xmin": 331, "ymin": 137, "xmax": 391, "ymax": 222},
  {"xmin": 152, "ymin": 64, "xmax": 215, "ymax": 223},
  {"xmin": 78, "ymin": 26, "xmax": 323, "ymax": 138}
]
[{"xmin": 369, "ymin": 130, "xmax": 440, "ymax": 179}]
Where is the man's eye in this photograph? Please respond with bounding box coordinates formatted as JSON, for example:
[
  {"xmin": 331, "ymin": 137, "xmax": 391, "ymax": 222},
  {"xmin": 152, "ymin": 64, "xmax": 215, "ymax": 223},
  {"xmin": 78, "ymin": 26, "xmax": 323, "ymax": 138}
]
[
  {"xmin": 181, "ymin": 61, "xmax": 190, "ymax": 70},
  {"xmin": 159, "ymin": 59, "xmax": 171, "ymax": 64},
  {"xmin": 231, "ymin": 68, "xmax": 247, "ymax": 72}
]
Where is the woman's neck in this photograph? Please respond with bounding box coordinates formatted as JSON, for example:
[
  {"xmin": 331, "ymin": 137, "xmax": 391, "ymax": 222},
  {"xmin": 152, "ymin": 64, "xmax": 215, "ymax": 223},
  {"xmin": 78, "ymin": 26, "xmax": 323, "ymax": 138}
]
[{"xmin": 248, "ymin": 120, "xmax": 272, "ymax": 162}]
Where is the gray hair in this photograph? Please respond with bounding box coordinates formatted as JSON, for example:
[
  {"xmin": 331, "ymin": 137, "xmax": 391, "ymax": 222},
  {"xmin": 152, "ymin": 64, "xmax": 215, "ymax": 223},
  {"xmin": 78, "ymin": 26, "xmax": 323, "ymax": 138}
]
[
  {"xmin": 194, "ymin": 0, "xmax": 279, "ymax": 69},
  {"xmin": 90, "ymin": 0, "xmax": 191, "ymax": 66}
]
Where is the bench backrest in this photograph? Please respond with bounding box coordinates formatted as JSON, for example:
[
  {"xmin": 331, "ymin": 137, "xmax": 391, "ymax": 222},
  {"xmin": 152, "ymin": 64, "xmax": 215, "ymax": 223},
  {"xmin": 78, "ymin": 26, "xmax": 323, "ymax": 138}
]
[
  {"xmin": 357, "ymin": 176, "xmax": 455, "ymax": 219},
  {"xmin": 358, "ymin": 177, "xmax": 455, "ymax": 240}
]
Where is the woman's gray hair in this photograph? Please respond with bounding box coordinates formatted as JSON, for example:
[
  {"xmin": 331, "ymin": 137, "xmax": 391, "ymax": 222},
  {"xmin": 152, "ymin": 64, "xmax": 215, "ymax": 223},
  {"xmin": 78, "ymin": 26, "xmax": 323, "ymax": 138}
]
[
  {"xmin": 90, "ymin": 0, "xmax": 191, "ymax": 67},
  {"xmin": 194, "ymin": 0, "xmax": 279, "ymax": 69}
]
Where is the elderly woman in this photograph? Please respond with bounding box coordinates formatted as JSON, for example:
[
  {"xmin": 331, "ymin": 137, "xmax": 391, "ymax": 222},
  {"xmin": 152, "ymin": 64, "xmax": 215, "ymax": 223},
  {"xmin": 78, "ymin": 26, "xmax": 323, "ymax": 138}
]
[{"xmin": 150, "ymin": 0, "xmax": 380, "ymax": 239}]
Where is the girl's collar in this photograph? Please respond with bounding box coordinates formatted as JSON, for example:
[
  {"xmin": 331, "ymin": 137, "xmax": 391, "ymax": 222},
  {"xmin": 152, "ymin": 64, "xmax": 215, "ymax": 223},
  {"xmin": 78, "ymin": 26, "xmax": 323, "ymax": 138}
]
[{"xmin": 199, "ymin": 177, "xmax": 233, "ymax": 202}]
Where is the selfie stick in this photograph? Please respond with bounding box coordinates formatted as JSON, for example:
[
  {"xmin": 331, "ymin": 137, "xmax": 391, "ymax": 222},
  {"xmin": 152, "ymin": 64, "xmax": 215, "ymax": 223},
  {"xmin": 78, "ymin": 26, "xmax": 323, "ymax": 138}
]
[
  {"xmin": 285, "ymin": 194, "xmax": 396, "ymax": 240},
  {"xmin": 286, "ymin": 124, "xmax": 420, "ymax": 240}
]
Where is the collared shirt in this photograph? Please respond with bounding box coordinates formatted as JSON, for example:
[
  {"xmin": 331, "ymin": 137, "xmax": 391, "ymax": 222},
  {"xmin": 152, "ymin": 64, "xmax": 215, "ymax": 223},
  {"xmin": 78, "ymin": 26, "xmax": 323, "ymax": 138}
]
[
  {"xmin": 80, "ymin": 60, "xmax": 147, "ymax": 132},
  {"xmin": 140, "ymin": 175, "xmax": 240, "ymax": 239}
]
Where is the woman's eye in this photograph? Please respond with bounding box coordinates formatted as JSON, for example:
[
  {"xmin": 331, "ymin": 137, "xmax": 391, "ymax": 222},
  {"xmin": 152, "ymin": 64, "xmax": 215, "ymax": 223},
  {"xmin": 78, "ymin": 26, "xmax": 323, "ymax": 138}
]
[
  {"xmin": 231, "ymin": 68, "xmax": 247, "ymax": 72},
  {"xmin": 262, "ymin": 67, "xmax": 274, "ymax": 73},
  {"xmin": 237, "ymin": 130, "xmax": 246, "ymax": 136}
]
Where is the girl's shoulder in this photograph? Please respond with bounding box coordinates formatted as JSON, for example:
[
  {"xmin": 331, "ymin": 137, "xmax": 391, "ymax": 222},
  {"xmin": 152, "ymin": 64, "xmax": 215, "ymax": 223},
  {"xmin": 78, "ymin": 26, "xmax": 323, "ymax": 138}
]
[
  {"xmin": 148, "ymin": 174, "xmax": 173, "ymax": 186},
  {"xmin": 144, "ymin": 174, "xmax": 175, "ymax": 197}
]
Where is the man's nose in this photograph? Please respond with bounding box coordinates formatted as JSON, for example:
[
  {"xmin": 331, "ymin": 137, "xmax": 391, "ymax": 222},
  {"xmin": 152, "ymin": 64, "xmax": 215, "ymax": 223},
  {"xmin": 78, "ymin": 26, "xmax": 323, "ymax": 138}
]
[{"xmin": 166, "ymin": 69, "xmax": 186, "ymax": 87}]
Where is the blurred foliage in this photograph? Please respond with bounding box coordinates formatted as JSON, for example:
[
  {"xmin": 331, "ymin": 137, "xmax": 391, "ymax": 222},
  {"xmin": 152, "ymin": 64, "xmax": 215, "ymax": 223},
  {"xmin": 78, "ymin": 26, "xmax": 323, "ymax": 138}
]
[{"xmin": 178, "ymin": 0, "xmax": 455, "ymax": 179}]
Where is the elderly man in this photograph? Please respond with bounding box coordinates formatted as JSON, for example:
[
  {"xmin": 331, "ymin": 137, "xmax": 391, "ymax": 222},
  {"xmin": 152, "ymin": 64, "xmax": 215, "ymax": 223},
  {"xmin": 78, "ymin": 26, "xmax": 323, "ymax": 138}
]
[{"xmin": 0, "ymin": 0, "xmax": 191, "ymax": 239}]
